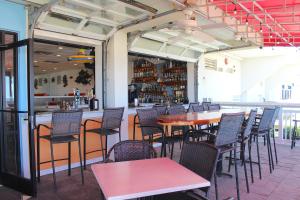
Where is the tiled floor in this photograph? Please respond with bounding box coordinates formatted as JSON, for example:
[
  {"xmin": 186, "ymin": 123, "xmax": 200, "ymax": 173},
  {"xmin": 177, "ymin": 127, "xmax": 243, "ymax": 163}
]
[{"xmin": 2, "ymin": 142, "xmax": 300, "ymax": 200}]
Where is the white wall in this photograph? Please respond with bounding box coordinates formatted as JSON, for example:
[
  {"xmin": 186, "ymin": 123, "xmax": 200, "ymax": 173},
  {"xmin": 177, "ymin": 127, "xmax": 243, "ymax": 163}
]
[
  {"xmin": 241, "ymin": 53, "xmax": 300, "ymax": 102},
  {"xmin": 187, "ymin": 62, "xmax": 196, "ymax": 102},
  {"xmin": 35, "ymin": 68, "xmax": 94, "ymax": 96},
  {"xmin": 198, "ymin": 53, "xmax": 241, "ymax": 102}
]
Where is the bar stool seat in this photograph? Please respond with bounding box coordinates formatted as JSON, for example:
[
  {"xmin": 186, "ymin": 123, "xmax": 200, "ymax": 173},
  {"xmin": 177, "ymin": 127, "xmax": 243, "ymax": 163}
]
[{"xmin": 40, "ymin": 135, "xmax": 78, "ymax": 143}]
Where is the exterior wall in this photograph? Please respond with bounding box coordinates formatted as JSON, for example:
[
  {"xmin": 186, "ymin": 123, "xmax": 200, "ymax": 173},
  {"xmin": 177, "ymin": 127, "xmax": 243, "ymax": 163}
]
[
  {"xmin": 198, "ymin": 53, "xmax": 241, "ymax": 102},
  {"xmin": 240, "ymin": 54, "xmax": 300, "ymax": 102}
]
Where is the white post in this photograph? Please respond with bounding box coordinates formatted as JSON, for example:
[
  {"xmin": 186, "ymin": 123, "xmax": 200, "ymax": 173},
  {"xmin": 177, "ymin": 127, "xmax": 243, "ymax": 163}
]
[
  {"xmin": 95, "ymin": 44, "xmax": 103, "ymax": 110},
  {"xmin": 187, "ymin": 62, "xmax": 196, "ymax": 102}
]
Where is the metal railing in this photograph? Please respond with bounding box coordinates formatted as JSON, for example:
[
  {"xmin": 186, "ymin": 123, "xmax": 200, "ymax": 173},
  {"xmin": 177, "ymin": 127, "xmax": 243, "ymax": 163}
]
[{"xmin": 216, "ymin": 101, "xmax": 300, "ymax": 145}]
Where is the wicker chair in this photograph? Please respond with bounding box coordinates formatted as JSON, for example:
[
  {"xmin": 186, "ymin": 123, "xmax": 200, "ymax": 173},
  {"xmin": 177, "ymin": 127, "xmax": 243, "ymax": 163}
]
[
  {"xmin": 204, "ymin": 112, "xmax": 245, "ymax": 200},
  {"xmin": 154, "ymin": 142, "xmax": 219, "ymax": 200},
  {"xmin": 136, "ymin": 108, "xmax": 167, "ymax": 157},
  {"xmin": 37, "ymin": 110, "xmax": 84, "ymax": 185},
  {"xmin": 153, "ymin": 104, "xmax": 167, "ymax": 116},
  {"xmin": 104, "ymin": 140, "xmax": 157, "ymax": 162},
  {"xmin": 188, "ymin": 102, "xmax": 199, "ymax": 112},
  {"xmin": 208, "ymin": 104, "xmax": 221, "ymax": 111},
  {"xmin": 168, "ymin": 105, "xmax": 189, "ymax": 159},
  {"xmin": 250, "ymin": 107, "xmax": 276, "ymax": 179},
  {"xmin": 202, "ymin": 101, "xmax": 211, "ymax": 111},
  {"xmin": 83, "ymin": 107, "xmax": 124, "ymax": 169}
]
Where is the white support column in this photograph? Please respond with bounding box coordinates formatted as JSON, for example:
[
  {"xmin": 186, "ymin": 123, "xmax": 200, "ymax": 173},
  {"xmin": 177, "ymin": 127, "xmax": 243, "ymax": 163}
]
[
  {"xmin": 106, "ymin": 30, "xmax": 129, "ymax": 148},
  {"xmin": 95, "ymin": 44, "xmax": 103, "ymax": 110},
  {"xmin": 187, "ymin": 62, "xmax": 196, "ymax": 102}
]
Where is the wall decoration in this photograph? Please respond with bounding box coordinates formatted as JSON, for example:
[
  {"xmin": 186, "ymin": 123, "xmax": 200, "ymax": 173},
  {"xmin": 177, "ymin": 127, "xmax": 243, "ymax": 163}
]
[
  {"xmin": 75, "ymin": 69, "xmax": 93, "ymax": 85},
  {"xmin": 57, "ymin": 75, "xmax": 61, "ymax": 85},
  {"xmin": 43, "ymin": 78, "xmax": 48, "ymax": 84},
  {"xmin": 63, "ymin": 75, "xmax": 68, "ymax": 87},
  {"xmin": 51, "ymin": 77, "xmax": 55, "ymax": 83},
  {"xmin": 38, "ymin": 78, "xmax": 43, "ymax": 86},
  {"xmin": 34, "ymin": 79, "xmax": 38, "ymax": 89}
]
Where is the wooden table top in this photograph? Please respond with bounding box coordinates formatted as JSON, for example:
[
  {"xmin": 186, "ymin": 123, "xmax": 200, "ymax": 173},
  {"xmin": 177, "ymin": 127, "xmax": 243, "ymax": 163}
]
[
  {"xmin": 91, "ymin": 158, "xmax": 210, "ymax": 200},
  {"xmin": 157, "ymin": 109, "xmax": 248, "ymax": 126}
]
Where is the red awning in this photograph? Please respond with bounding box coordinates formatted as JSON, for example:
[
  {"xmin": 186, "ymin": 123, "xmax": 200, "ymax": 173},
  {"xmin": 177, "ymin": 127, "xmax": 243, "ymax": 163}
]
[{"xmin": 211, "ymin": 0, "xmax": 300, "ymax": 47}]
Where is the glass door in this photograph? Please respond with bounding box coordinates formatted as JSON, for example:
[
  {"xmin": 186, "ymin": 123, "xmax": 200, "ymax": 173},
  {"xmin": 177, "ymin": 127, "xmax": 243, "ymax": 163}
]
[{"xmin": 0, "ymin": 35, "xmax": 36, "ymax": 196}]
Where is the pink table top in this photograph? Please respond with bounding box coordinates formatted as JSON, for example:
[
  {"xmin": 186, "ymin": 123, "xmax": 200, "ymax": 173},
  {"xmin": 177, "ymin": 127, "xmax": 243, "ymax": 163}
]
[{"xmin": 91, "ymin": 158, "xmax": 210, "ymax": 200}]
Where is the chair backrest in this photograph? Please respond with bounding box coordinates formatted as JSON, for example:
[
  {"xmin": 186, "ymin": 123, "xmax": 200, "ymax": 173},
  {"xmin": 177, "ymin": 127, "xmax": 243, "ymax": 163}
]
[
  {"xmin": 51, "ymin": 110, "xmax": 83, "ymax": 137},
  {"xmin": 208, "ymin": 104, "xmax": 221, "ymax": 111},
  {"xmin": 105, "ymin": 140, "xmax": 157, "ymax": 162},
  {"xmin": 243, "ymin": 110, "xmax": 257, "ymax": 138},
  {"xmin": 153, "ymin": 105, "xmax": 167, "ymax": 116},
  {"xmin": 188, "ymin": 102, "xmax": 199, "ymax": 112},
  {"xmin": 202, "ymin": 101, "xmax": 211, "ymax": 111},
  {"xmin": 192, "ymin": 104, "xmax": 205, "ymax": 112},
  {"xmin": 215, "ymin": 113, "xmax": 244, "ymax": 147},
  {"xmin": 270, "ymin": 106, "xmax": 280, "ymax": 129},
  {"xmin": 258, "ymin": 108, "xmax": 276, "ymax": 132},
  {"xmin": 102, "ymin": 107, "xmax": 124, "ymax": 130},
  {"xmin": 180, "ymin": 142, "xmax": 219, "ymax": 182},
  {"xmin": 168, "ymin": 105, "xmax": 186, "ymax": 115},
  {"xmin": 136, "ymin": 108, "xmax": 160, "ymax": 136}
]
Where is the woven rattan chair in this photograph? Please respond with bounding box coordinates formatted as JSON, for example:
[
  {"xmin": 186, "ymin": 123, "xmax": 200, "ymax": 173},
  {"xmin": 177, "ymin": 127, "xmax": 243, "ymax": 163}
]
[
  {"xmin": 188, "ymin": 102, "xmax": 199, "ymax": 112},
  {"xmin": 204, "ymin": 112, "xmax": 244, "ymax": 200},
  {"xmin": 202, "ymin": 101, "xmax": 211, "ymax": 111},
  {"xmin": 208, "ymin": 104, "xmax": 221, "ymax": 111},
  {"xmin": 83, "ymin": 107, "xmax": 124, "ymax": 168},
  {"xmin": 104, "ymin": 140, "xmax": 157, "ymax": 162},
  {"xmin": 37, "ymin": 110, "xmax": 84, "ymax": 185},
  {"xmin": 154, "ymin": 142, "xmax": 219, "ymax": 200},
  {"xmin": 136, "ymin": 108, "xmax": 167, "ymax": 157},
  {"xmin": 250, "ymin": 107, "xmax": 276, "ymax": 180}
]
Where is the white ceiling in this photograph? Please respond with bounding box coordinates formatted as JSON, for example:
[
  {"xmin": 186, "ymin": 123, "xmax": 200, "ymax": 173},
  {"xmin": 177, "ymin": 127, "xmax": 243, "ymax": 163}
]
[{"xmin": 33, "ymin": 42, "xmax": 92, "ymax": 75}]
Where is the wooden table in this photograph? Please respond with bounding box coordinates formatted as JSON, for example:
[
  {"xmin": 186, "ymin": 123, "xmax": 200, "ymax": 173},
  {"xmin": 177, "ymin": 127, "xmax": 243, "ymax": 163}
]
[
  {"xmin": 91, "ymin": 158, "xmax": 210, "ymax": 200},
  {"xmin": 157, "ymin": 109, "xmax": 248, "ymax": 127}
]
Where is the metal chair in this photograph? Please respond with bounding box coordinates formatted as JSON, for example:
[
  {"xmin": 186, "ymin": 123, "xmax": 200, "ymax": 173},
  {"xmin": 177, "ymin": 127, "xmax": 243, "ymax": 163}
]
[
  {"xmin": 202, "ymin": 101, "xmax": 211, "ymax": 111},
  {"xmin": 154, "ymin": 142, "xmax": 219, "ymax": 200},
  {"xmin": 204, "ymin": 112, "xmax": 245, "ymax": 200},
  {"xmin": 270, "ymin": 107, "xmax": 280, "ymax": 165},
  {"xmin": 153, "ymin": 104, "xmax": 167, "ymax": 115},
  {"xmin": 209, "ymin": 104, "xmax": 221, "ymax": 111},
  {"xmin": 83, "ymin": 107, "xmax": 124, "ymax": 169},
  {"xmin": 37, "ymin": 110, "xmax": 84, "ymax": 185},
  {"xmin": 250, "ymin": 108, "xmax": 276, "ymax": 179},
  {"xmin": 192, "ymin": 104, "xmax": 205, "ymax": 112},
  {"xmin": 104, "ymin": 140, "xmax": 157, "ymax": 162}
]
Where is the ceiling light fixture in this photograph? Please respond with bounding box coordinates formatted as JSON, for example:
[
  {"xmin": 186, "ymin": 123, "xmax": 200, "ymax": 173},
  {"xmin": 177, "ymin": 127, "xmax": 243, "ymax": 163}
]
[
  {"xmin": 245, "ymin": 14, "xmax": 249, "ymax": 25},
  {"xmin": 42, "ymin": 69, "xmax": 46, "ymax": 72},
  {"xmin": 34, "ymin": 60, "xmax": 38, "ymax": 63},
  {"xmin": 233, "ymin": 5, "xmax": 237, "ymax": 15},
  {"xmin": 260, "ymin": 22, "xmax": 263, "ymax": 33},
  {"xmin": 54, "ymin": 67, "xmax": 57, "ymax": 70},
  {"xmin": 56, "ymin": 54, "xmax": 61, "ymax": 57},
  {"xmin": 74, "ymin": 63, "xmax": 78, "ymax": 66},
  {"xmin": 58, "ymin": 46, "xmax": 63, "ymax": 50}
]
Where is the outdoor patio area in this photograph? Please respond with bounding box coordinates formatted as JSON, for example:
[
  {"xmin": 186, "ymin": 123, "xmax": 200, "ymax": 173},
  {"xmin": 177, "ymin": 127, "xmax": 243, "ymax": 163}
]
[{"xmin": 2, "ymin": 142, "xmax": 299, "ymax": 200}]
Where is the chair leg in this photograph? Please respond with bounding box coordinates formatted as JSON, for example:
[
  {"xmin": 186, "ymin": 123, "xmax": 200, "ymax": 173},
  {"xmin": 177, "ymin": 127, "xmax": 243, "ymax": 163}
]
[
  {"xmin": 170, "ymin": 141, "xmax": 175, "ymax": 160},
  {"xmin": 266, "ymin": 134, "xmax": 273, "ymax": 174},
  {"xmin": 234, "ymin": 148, "xmax": 240, "ymax": 200},
  {"xmin": 105, "ymin": 135, "xmax": 108, "ymax": 158},
  {"xmin": 78, "ymin": 137, "xmax": 84, "ymax": 184},
  {"xmin": 68, "ymin": 142, "xmax": 71, "ymax": 176},
  {"xmin": 83, "ymin": 126, "xmax": 87, "ymax": 170},
  {"xmin": 256, "ymin": 136, "xmax": 262, "ymax": 180},
  {"xmin": 248, "ymin": 139, "xmax": 254, "ymax": 183},
  {"xmin": 37, "ymin": 132, "xmax": 40, "ymax": 182},
  {"xmin": 50, "ymin": 141, "xmax": 56, "ymax": 186},
  {"xmin": 243, "ymin": 144, "xmax": 250, "ymax": 193},
  {"xmin": 118, "ymin": 130, "xmax": 122, "ymax": 142},
  {"xmin": 100, "ymin": 134, "xmax": 105, "ymax": 160},
  {"xmin": 214, "ymin": 173, "xmax": 219, "ymax": 200},
  {"xmin": 227, "ymin": 150, "xmax": 232, "ymax": 173},
  {"xmin": 268, "ymin": 133, "xmax": 274, "ymax": 171},
  {"xmin": 272, "ymin": 130, "xmax": 278, "ymax": 164}
]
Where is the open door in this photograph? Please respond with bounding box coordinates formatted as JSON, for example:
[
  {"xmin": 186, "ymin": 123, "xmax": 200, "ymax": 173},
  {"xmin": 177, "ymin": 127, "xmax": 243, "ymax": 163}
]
[{"xmin": 0, "ymin": 38, "xmax": 36, "ymax": 196}]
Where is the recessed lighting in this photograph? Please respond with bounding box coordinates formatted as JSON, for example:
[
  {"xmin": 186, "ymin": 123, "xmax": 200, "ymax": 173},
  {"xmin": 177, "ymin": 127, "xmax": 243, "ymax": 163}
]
[
  {"xmin": 74, "ymin": 63, "xmax": 78, "ymax": 66},
  {"xmin": 54, "ymin": 67, "xmax": 57, "ymax": 70},
  {"xmin": 34, "ymin": 60, "xmax": 38, "ymax": 63},
  {"xmin": 42, "ymin": 69, "xmax": 46, "ymax": 72},
  {"xmin": 58, "ymin": 46, "xmax": 63, "ymax": 50},
  {"xmin": 56, "ymin": 54, "xmax": 61, "ymax": 57}
]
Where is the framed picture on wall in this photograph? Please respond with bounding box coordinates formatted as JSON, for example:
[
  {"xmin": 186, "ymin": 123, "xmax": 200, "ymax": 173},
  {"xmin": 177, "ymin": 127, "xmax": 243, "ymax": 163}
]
[{"xmin": 57, "ymin": 75, "xmax": 61, "ymax": 85}]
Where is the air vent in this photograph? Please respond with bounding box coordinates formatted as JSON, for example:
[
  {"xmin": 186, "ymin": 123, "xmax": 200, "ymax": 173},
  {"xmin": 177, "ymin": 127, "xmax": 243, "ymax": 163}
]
[{"xmin": 204, "ymin": 58, "xmax": 217, "ymax": 70}]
